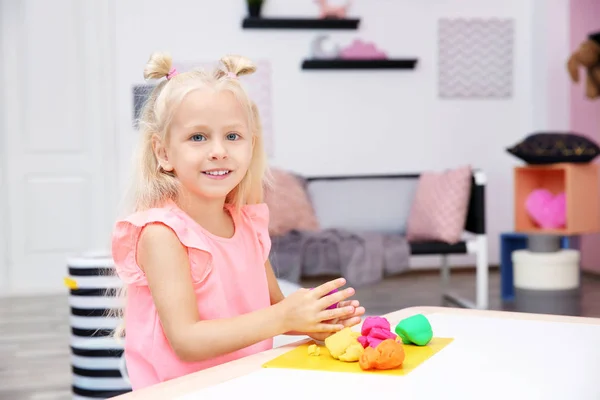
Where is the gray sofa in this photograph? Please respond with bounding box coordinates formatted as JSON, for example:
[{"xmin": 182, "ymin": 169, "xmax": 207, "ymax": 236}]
[{"xmin": 270, "ymin": 171, "xmax": 489, "ymax": 309}]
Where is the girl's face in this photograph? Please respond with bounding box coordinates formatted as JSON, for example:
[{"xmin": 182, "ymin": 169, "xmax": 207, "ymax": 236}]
[{"xmin": 155, "ymin": 88, "xmax": 254, "ymax": 202}]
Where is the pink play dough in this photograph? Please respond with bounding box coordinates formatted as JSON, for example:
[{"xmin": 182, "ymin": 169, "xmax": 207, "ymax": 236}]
[
  {"xmin": 359, "ymin": 317, "xmax": 396, "ymax": 348},
  {"xmin": 525, "ymin": 189, "xmax": 567, "ymax": 229},
  {"xmin": 361, "ymin": 316, "xmax": 390, "ymax": 336}
]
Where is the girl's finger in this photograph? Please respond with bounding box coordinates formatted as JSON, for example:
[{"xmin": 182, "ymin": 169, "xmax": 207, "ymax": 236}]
[
  {"xmin": 351, "ymin": 306, "xmax": 366, "ymax": 317},
  {"xmin": 312, "ymin": 278, "xmax": 347, "ymax": 298},
  {"xmin": 337, "ymin": 300, "xmax": 360, "ymax": 308},
  {"xmin": 318, "ymin": 287, "xmax": 355, "ymax": 309},
  {"xmin": 314, "ymin": 322, "xmax": 345, "ymax": 333},
  {"xmin": 318, "ymin": 305, "xmax": 355, "ymax": 321},
  {"xmin": 341, "ymin": 316, "xmax": 362, "ymax": 327}
]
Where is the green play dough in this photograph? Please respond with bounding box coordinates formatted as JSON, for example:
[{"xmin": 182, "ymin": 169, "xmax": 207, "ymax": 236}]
[{"xmin": 394, "ymin": 314, "xmax": 433, "ymax": 346}]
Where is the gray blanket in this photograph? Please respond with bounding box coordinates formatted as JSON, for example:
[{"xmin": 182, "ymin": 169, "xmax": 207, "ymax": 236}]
[{"xmin": 269, "ymin": 229, "xmax": 410, "ymax": 287}]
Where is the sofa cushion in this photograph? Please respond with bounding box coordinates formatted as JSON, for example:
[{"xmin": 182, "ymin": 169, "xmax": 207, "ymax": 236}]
[
  {"xmin": 264, "ymin": 168, "xmax": 320, "ymax": 236},
  {"xmin": 406, "ymin": 165, "xmax": 472, "ymax": 244},
  {"xmin": 306, "ymin": 177, "xmax": 419, "ymax": 234}
]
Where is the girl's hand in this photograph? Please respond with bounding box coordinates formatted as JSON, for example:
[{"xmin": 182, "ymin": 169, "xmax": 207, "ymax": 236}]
[
  {"xmin": 277, "ymin": 278, "xmax": 357, "ymax": 334},
  {"xmin": 307, "ymin": 300, "xmax": 366, "ymax": 342}
]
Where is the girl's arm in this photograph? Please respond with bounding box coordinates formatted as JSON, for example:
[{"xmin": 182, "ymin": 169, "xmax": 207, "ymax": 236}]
[
  {"xmin": 138, "ymin": 223, "xmax": 288, "ymax": 363},
  {"xmin": 264, "ymin": 260, "xmax": 306, "ymax": 336},
  {"xmin": 265, "ymin": 259, "xmax": 286, "ymax": 305}
]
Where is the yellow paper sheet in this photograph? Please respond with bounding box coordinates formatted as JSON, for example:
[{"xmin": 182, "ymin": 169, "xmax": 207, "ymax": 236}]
[{"xmin": 263, "ymin": 337, "xmax": 453, "ymax": 376}]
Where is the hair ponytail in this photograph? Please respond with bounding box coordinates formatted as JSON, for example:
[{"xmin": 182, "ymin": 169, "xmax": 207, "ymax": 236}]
[
  {"xmin": 216, "ymin": 54, "xmax": 257, "ymax": 79},
  {"xmin": 143, "ymin": 52, "xmax": 173, "ymax": 80}
]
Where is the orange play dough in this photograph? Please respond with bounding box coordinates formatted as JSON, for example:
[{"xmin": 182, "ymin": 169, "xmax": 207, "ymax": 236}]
[{"xmin": 359, "ymin": 339, "xmax": 405, "ymax": 370}]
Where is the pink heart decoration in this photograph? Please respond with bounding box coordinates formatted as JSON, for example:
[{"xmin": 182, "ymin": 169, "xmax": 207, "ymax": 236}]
[{"xmin": 525, "ymin": 189, "xmax": 567, "ymax": 229}]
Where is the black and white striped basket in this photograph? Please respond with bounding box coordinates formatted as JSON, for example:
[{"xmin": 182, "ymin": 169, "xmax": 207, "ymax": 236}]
[{"xmin": 65, "ymin": 252, "xmax": 132, "ymax": 399}]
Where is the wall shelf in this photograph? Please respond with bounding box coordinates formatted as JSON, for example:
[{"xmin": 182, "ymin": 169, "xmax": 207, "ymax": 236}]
[
  {"xmin": 242, "ymin": 17, "xmax": 360, "ymax": 30},
  {"xmin": 301, "ymin": 59, "xmax": 418, "ymax": 70}
]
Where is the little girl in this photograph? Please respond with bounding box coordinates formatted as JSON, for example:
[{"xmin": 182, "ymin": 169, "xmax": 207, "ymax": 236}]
[{"xmin": 111, "ymin": 52, "xmax": 365, "ymax": 390}]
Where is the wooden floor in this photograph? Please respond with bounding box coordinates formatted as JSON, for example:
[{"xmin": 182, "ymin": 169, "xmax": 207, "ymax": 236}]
[{"xmin": 2, "ymin": 270, "xmax": 600, "ymax": 399}]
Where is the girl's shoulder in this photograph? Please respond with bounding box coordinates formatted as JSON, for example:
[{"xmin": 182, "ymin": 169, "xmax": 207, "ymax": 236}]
[
  {"xmin": 237, "ymin": 203, "xmax": 269, "ymax": 227},
  {"xmin": 234, "ymin": 203, "xmax": 271, "ymax": 262},
  {"xmin": 111, "ymin": 203, "xmax": 211, "ymax": 286}
]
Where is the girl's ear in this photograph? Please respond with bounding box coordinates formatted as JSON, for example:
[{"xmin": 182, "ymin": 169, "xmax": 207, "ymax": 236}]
[{"xmin": 151, "ymin": 134, "xmax": 174, "ymax": 172}]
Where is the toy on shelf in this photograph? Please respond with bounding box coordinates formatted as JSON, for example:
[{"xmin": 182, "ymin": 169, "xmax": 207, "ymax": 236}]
[
  {"xmin": 525, "ymin": 189, "xmax": 566, "ymax": 229},
  {"xmin": 567, "ymin": 32, "xmax": 600, "ymax": 100},
  {"xmin": 395, "ymin": 314, "xmax": 433, "ymax": 346},
  {"xmin": 339, "ymin": 39, "xmax": 388, "ymax": 60},
  {"xmin": 315, "ymin": 0, "xmax": 352, "ymax": 19},
  {"xmin": 514, "ymin": 163, "xmax": 600, "ymax": 235},
  {"xmin": 310, "ymin": 35, "xmax": 341, "ymax": 59},
  {"xmin": 309, "ymin": 36, "xmax": 388, "ymax": 60}
]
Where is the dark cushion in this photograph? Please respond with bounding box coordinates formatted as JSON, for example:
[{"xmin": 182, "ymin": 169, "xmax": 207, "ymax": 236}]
[{"xmin": 506, "ymin": 132, "xmax": 600, "ymax": 164}]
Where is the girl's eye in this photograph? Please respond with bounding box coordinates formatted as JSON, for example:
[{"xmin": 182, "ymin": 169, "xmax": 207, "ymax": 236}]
[
  {"xmin": 191, "ymin": 134, "xmax": 205, "ymax": 141},
  {"xmin": 227, "ymin": 133, "xmax": 240, "ymax": 141}
]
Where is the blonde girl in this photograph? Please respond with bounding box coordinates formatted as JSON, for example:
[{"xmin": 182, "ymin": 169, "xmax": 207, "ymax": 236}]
[{"xmin": 111, "ymin": 52, "xmax": 365, "ymax": 390}]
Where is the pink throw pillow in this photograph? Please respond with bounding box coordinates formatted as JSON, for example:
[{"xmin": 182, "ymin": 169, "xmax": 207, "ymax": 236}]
[
  {"xmin": 264, "ymin": 168, "xmax": 320, "ymax": 236},
  {"xmin": 406, "ymin": 165, "xmax": 472, "ymax": 244}
]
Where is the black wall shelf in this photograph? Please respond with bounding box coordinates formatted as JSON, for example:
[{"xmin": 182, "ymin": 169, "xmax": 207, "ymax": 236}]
[
  {"xmin": 301, "ymin": 59, "xmax": 419, "ymax": 70},
  {"xmin": 242, "ymin": 17, "xmax": 360, "ymax": 30}
]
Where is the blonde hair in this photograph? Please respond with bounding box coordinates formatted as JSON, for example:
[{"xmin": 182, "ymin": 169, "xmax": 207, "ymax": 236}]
[{"xmin": 110, "ymin": 52, "xmax": 269, "ymax": 339}]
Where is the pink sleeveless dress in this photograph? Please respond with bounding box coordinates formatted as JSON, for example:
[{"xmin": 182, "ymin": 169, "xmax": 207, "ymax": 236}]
[{"xmin": 111, "ymin": 200, "xmax": 273, "ymax": 390}]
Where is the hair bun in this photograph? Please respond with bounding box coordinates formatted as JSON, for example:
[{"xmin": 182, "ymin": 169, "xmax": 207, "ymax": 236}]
[
  {"xmin": 143, "ymin": 52, "xmax": 173, "ymax": 80},
  {"xmin": 219, "ymin": 55, "xmax": 257, "ymax": 78}
]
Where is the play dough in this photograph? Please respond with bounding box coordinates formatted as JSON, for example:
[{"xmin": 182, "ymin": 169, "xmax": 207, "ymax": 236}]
[
  {"xmin": 358, "ymin": 316, "xmax": 398, "ymax": 348},
  {"xmin": 359, "ymin": 339, "xmax": 405, "ymax": 371},
  {"xmin": 324, "ymin": 327, "xmax": 364, "ymax": 362},
  {"xmin": 307, "ymin": 344, "xmax": 320, "ymax": 356},
  {"xmin": 361, "ymin": 316, "xmax": 391, "ymax": 335},
  {"xmin": 395, "ymin": 314, "xmax": 433, "ymax": 346}
]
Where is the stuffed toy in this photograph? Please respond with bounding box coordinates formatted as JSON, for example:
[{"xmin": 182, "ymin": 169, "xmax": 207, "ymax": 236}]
[{"xmin": 567, "ymin": 32, "xmax": 600, "ymax": 99}]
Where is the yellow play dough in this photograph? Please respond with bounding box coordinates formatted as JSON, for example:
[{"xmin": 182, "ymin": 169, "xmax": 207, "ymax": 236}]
[
  {"xmin": 307, "ymin": 344, "xmax": 320, "ymax": 356},
  {"xmin": 324, "ymin": 328, "xmax": 364, "ymax": 362},
  {"xmin": 338, "ymin": 342, "xmax": 364, "ymax": 362}
]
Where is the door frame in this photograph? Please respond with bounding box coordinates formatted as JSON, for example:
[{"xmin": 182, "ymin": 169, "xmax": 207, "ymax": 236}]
[{"xmin": 0, "ymin": 0, "xmax": 10, "ymax": 295}]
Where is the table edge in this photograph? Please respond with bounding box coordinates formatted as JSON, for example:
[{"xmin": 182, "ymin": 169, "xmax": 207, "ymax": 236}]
[{"xmin": 110, "ymin": 306, "xmax": 600, "ymax": 399}]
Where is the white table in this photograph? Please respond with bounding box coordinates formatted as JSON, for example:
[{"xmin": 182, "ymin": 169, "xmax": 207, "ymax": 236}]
[{"xmin": 112, "ymin": 307, "xmax": 600, "ymax": 400}]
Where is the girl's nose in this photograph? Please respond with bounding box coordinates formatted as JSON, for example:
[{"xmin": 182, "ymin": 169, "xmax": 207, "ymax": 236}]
[{"xmin": 208, "ymin": 141, "xmax": 228, "ymax": 160}]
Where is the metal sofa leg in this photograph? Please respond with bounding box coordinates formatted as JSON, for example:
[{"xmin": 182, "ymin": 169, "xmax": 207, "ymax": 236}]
[
  {"xmin": 440, "ymin": 254, "xmax": 450, "ymax": 303},
  {"xmin": 441, "ymin": 235, "xmax": 489, "ymax": 310},
  {"xmin": 475, "ymin": 235, "xmax": 489, "ymax": 309}
]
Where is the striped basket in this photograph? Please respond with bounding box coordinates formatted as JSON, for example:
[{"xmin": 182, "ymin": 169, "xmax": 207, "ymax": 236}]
[{"xmin": 65, "ymin": 252, "xmax": 132, "ymax": 399}]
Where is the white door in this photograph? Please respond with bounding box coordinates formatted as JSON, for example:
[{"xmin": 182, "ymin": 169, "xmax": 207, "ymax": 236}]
[{"xmin": 0, "ymin": 0, "xmax": 118, "ymax": 295}]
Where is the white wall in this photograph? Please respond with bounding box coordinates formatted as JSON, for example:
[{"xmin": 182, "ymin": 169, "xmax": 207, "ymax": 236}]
[{"xmin": 115, "ymin": 0, "xmax": 564, "ymax": 268}]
